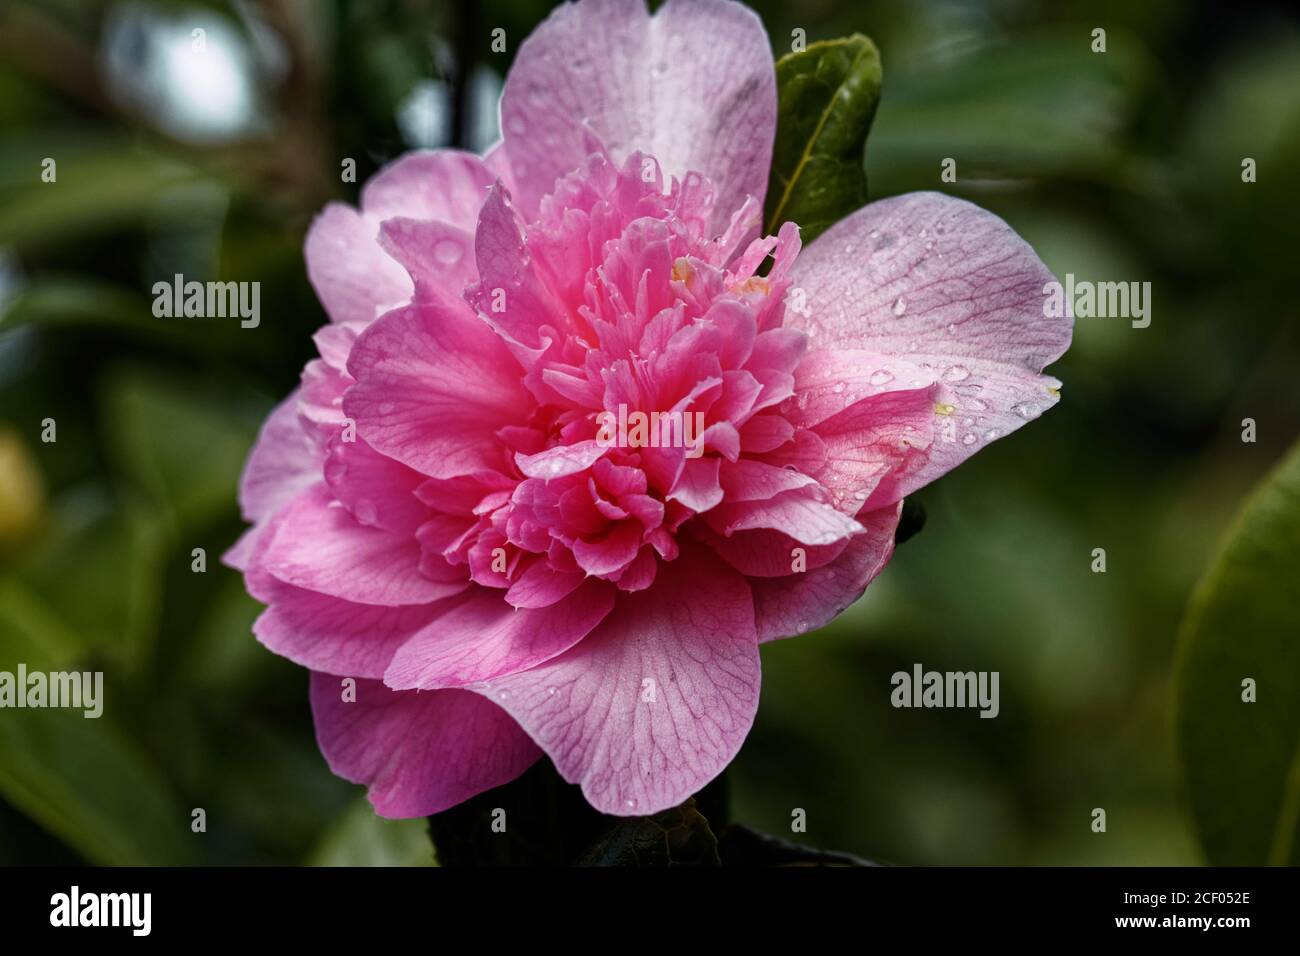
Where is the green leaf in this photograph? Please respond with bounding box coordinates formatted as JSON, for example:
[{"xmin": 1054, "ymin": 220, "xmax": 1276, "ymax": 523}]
[
  {"xmin": 307, "ymin": 799, "xmax": 436, "ymax": 867},
  {"xmin": 1175, "ymin": 439, "xmax": 1300, "ymax": 865},
  {"xmin": 764, "ymin": 34, "xmax": 883, "ymax": 241},
  {"xmin": 865, "ymin": 30, "xmax": 1149, "ymax": 194},
  {"xmin": 14, "ymin": 495, "xmax": 166, "ymax": 670},
  {"xmin": 102, "ymin": 368, "xmax": 256, "ymax": 535},
  {"xmin": 0, "ymin": 136, "xmax": 213, "ymax": 250},
  {"xmin": 0, "ymin": 706, "xmax": 197, "ymax": 865}
]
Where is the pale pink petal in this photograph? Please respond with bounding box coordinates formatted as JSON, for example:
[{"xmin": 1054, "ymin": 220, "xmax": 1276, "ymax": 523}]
[
  {"xmin": 515, "ymin": 440, "xmax": 608, "ymax": 480},
  {"xmin": 254, "ymin": 580, "xmax": 445, "ymax": 679},
  {"xmin": 787, "ymin": 191, "xmax": 1072, "ymax": 498},
  {"xmin": 471, "ymin": 545, "xmax": 759, "ymax": 815},
  {"xmin": 360, "ymin": 150, "xmax": 496, "ymax": 230},
  {"xmin": 499, "ymin": 0, "xmax": 776, "ymax": 232},
  {"xmin": 705, "ymin": 487, "xmax": 864, "ymax": 546},
  {"xmin": 383, "ymin": 581, "xmax": 615, "ymax": 690},
  {"xmin": 262, "ymin": 485, "xmax": 468, "ymax": 606},
  {"xmin": 377, "ymin": 218, "xmax": 477, "ymax": 305},
  {"xmin": 749, "ymin": 502, "xmax": 901, "ymax": 643},
  {"xmin": 310, "ymin": 674, "xmax": 540, "ymax": 818},
  {"xmin": 238, "ymin": 389, "xmax": 317, "ymax": 524},
  {"xmin": 304, "ymin": 203, "xmax": 413, "ymax": 325},
  {"xmin": 305, "ymin": 151, "xmax": 497, "ymax": 326}
]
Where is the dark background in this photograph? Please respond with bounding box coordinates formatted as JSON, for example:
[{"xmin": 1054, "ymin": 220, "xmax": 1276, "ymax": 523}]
[{"xmin": 0, "ymin": 0, "xmax": 1297, "ymax": 864}]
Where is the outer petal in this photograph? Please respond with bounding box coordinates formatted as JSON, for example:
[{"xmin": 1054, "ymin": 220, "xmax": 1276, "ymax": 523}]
[
  {"xmin": 359, "ymin": 151, "xmax": 496, "ymax": 231},
  {"xmin": 749, "ymin": 502, "xmax": 901, "ymax": 643},
  {"xmin": 254, "ymin": 579, "xmax": 444, "ymax": 679},
  {"xmin": 305, "ymin": 151, "xmax": 496, "ymax": 325},
  {"xmin": 383, "ymin": 581, "xmax": 616, "ymax": 690},
  {"xmin": 471, "ymin": 545, "xmax": 759, "ymax": 815},
  {"xmin": 787, "ymin": 191, "xmax": 1073, "ymax": 499},
  {"xmin": 262, "ymin": 485, "xmax": 467, "ymax": 606},
  {"xmin": 343, "ymin": 299, "xmax": 530, "ymax": 479},
  {"xmin": 499, "ymin": 0, "xmax": 776, "ymax": 232},
  {"xmin": 310, "ymin": 674, "xmax": 541, "ymax": 818},
  {"xmin": 237, "ymin": 388, "xmax": 317, "ymax": 524}
]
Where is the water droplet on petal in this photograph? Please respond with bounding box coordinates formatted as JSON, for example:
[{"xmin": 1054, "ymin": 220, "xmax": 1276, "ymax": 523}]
[
  {"xmin": 868, "ymin": 369, "xmax": 895, "ymax": 386},
  {"xmin": 434, "ymin": 239, "xmax": 463, "ymax": 265},
  {"xmin": 984, "ymin": 428, "xmax": 1000, "ymax": 441},
  {"xmin": 943, "ymin": 364, "xmax": 970, "ymax": 382},
  {"xmin": 892, "ymin": 297, "xmax": 907, "ymax": 317},
  {"xmin": 962, "ymin": 433, "xmax": 977, "ymax": 445},
  {"xmin": 832, "ymin": 382, "xmax": 845, "ymax": 394},
  {"xmin": 1012, "ymin": 402, "xmax": 1040, "ymax": 420}
]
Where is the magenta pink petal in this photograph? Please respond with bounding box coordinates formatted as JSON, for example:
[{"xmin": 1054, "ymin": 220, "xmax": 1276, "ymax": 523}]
[
  {"xmin": 469, "ymin": 545, "xmax": 759, "ymax": 816},
  {"xmin": 383, "ymin": 581, "xmax": 616, "ymax": 690},
  {"xmin": 749, "ymin": 502, "xmax": 901, "ymax": 643},
  {"xmin": 262, "ymin": 485, "xmax": 468, "ymax": 606},
  {"xmin": 310, "ymin": 674, "xmax": 541, "ymax": 818},
  {"xmin": 343, "ymin": 299, "xmax": 530, "ymax": 479}
]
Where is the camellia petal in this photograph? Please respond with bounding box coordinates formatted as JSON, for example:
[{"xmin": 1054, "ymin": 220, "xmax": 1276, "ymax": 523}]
[
  {"xmin": 469, "ymin": 546, "xmax": 759, "ymax": 815},
  {"xmin": 310, "ymin": 674, "xmax": 541, "ymax": 818}
]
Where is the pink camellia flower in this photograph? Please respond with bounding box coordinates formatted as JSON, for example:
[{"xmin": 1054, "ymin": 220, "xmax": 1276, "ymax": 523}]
[{"xmin": 227, "ymin": 0, "xmax": 1071, "ymax": 817}]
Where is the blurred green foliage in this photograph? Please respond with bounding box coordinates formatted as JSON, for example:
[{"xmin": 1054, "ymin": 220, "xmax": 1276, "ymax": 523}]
[{"xmin": 0, "ymin": 0, "xmax": 1297, "ymax": 865}]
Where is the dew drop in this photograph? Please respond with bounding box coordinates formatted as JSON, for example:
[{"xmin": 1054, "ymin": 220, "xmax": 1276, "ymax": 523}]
[
  {"xmin": 868, "ymin": 369, "xmax": 895, "ymax": 386},
  {"xmin": 434, "ymin": 239, "xmax": 463, "ymax": 265},
  {"xmin": 943, "ymin": 364, "xmax": 970, "ymax": 383},
  {"xmin": 1012, "ymin": 402, "xmax": 1040, "ymax": 420},
  {"xmin": 984, "ymin": 428, "xmax": 1000, "ymax": 441},
  {"xmin": 962, "ymin": 433, "xmax": 977, "ymax": 445},
  {"xmin": 892, "ymin": 297, "xmax": 907, "ymax": 317},
  {"xmin": 832, "ymin": 382, "xmax": 845, "ymax": 394}
]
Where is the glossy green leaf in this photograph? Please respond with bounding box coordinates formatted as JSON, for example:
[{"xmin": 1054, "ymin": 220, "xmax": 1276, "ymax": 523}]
[
  {"xmin": 1175, "ymin": 439, "xmax": 1300, "ymax": 865},
  {"xmin": 764, "ymin": 34, "xmax": 882, "ymax": 241}
]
